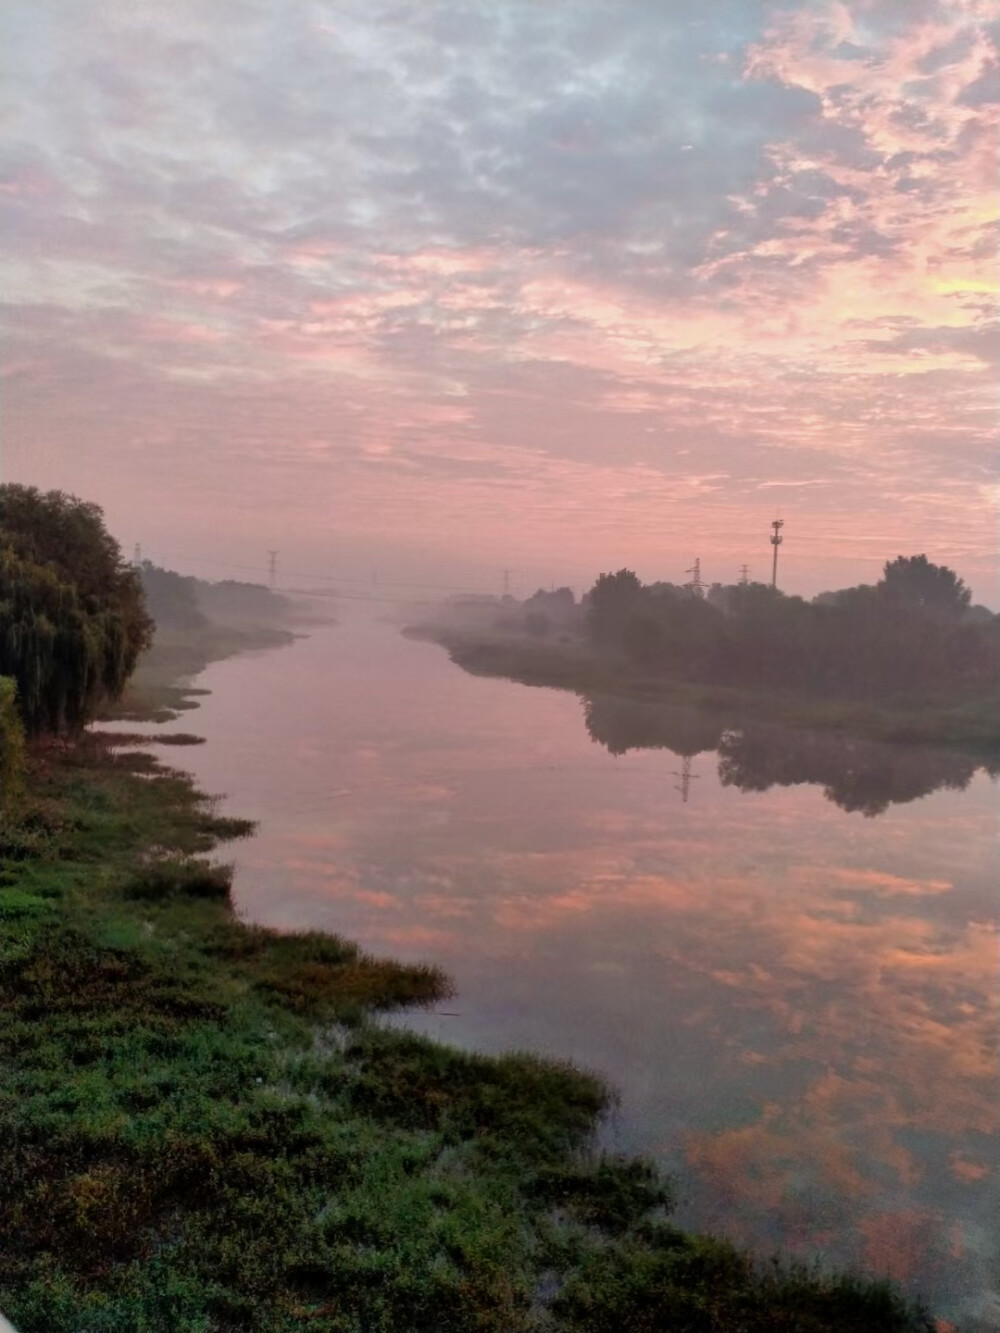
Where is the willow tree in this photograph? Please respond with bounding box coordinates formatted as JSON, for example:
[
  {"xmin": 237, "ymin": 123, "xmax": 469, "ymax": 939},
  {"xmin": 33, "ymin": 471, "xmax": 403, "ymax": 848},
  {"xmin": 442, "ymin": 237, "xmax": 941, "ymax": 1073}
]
[
  {"xmin": 0, "ymin": 486, "xmax": 153, "ymax": 734},
  {"xmin": 0, "ymin": 676, "xmax": 25, "ymax": 813}
]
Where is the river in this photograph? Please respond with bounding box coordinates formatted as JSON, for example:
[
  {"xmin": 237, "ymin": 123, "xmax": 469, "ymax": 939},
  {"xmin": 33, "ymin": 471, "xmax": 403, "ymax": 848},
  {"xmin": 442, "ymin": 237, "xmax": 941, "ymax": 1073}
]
[{"xmin": 131, "ymin": 616, "xmax": 999, "ymax": 1329}]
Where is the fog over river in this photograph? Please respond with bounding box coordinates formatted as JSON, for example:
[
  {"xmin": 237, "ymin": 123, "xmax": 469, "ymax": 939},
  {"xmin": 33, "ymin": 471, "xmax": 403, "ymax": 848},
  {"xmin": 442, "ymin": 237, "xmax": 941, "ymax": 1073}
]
[{"xmin": 113, "ymin": 617, "xmax": 998, "ymax": 1330}]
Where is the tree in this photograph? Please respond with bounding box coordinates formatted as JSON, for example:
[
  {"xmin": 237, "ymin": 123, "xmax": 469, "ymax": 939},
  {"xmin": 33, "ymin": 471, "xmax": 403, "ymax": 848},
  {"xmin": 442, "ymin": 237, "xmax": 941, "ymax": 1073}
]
[
  {"xmin": 622, "ymin": 613, "xmax": 663, "ymax": 668},
  {"xmin": 525, "ymin": 610, "xmax": 550, "ymax": 638},
  {"xmin": 139, "ymin": 562, "xmax": 207, "ymax": 632},
  {"xmin": 585, "ymin": 569, "xmax": 643, "ymax": 649},
  {"xmin": 0, "ymin": 486, "xmax": 153, "ymax": 733},
  {"xmin": 878, "ymin": 555, "xmax": 971, "ymax": 618},
  {"xmin": 0, "ymin": 676, "xmax": 25, "ymax": 814}
]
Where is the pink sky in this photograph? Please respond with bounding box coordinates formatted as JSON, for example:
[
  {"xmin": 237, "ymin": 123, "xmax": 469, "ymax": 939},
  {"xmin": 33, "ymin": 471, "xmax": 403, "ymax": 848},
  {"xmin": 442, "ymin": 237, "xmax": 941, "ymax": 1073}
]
[{"xmin": 2, "ymin": 0, "xmax": 997, "ymax": 602}]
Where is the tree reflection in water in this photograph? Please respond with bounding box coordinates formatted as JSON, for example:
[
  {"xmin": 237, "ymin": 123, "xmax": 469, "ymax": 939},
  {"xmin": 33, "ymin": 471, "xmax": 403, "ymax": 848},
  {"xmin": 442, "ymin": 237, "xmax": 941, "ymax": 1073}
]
[
  {"xmin": 583, "ymin": 694, "xmax": 725, "ymax": 758},
  {"xmin": 582, "ymin": 693, "xmax": 994, "ymax": 817}
]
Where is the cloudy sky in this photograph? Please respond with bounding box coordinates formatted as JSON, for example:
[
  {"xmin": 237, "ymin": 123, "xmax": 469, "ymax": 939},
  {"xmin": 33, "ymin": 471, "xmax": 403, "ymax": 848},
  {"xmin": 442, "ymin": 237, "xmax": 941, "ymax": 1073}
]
[{"xmin": 2, "ymin": 1, "xmax": 997, "ymax": 600}]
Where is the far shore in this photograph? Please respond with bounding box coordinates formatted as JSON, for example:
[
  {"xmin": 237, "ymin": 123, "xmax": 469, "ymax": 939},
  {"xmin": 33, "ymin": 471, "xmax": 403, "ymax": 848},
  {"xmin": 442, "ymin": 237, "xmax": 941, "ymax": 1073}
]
[{"xmin": 405, "ymin": 623, "xmax": 1000, "ymax": 758}]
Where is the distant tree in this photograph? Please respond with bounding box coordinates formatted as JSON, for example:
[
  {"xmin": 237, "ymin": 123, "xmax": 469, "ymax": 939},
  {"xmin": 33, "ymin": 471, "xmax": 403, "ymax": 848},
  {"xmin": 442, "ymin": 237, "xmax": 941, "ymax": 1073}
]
[
  {"xmin": 523, "ymin": 586, "xmax": 576, "ymax": 624},
  {"xmin": 878, "ymin": 555, "xmax": 971, "ymax": 618},
  {"xmin": 581, "ymin": 555, "xmax": 994, "ymax": 704},
  {"xmin": 139, "ymin": 562, "xmax": 207, "ymax": 632},
  {"xmin": 525, "ymin": 610, "xmax": 550, "ymax": 638},
  {"xmin": 196, "ymin": 578, "xmax": 291, "ymax": 626},
  {"xmin": 586, "ymin": 569, "xmax": 643, "ymax": 649},
  {"xmin": 622, "ymin": 613, "xmax": 663, "ymax": 668},
  {"xmin": 0, "ymin": 486, "xmax": 153, "ymax": 733}
]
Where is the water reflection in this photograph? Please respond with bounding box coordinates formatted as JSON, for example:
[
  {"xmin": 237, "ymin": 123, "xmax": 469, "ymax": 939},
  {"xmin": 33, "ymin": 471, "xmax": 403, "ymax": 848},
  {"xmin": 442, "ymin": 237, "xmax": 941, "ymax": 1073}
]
[
  {"xmin": 583, "ymin": 692, "xmax": 994, "ymax": 817},
  {"xmin": 583, "ymin": 694, "xmax": 724, "ymax": 758},
  {"xmin": 149, "ymin": 623, "xmax": 998, "ymax": 1330}
]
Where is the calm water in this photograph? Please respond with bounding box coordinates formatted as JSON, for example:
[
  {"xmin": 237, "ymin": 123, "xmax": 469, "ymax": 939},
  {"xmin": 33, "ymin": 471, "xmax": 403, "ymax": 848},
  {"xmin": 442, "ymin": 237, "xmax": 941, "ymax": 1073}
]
[{"xmin": 124, "ymin": 618, "xmax": 999, "ymax": 1328}]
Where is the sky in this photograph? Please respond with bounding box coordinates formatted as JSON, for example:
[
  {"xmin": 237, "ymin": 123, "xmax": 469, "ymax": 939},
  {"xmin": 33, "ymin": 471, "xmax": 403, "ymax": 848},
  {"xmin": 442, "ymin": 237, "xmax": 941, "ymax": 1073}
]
[{"xmin": 2, "ymin": 0, "xmax": 997, "ymax": 602}]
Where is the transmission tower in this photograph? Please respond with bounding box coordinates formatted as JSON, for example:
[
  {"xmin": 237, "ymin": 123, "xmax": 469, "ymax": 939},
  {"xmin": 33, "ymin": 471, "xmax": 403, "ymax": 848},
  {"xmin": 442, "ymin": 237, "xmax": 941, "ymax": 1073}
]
[
  {"xmin": 671, "ymin": 756, "xmax": 699, "ymax": 803},
  {"xmin": 739, "ymin": 564, "xmax": 750, "ymax": 586},
  {"xmin": 267, "ymin": 550, "xmax": 279, "ymax": 586},
  {"xmin": 133, "ymin": 543, "xmax": 142, "ymax": 568},
  {"xmin": 769, "ymin": 520, "xmax": 784, "ymax": 589},
  {"xmin": 685, "ymin": 558, "xmax": 705, "ymax": 597}
]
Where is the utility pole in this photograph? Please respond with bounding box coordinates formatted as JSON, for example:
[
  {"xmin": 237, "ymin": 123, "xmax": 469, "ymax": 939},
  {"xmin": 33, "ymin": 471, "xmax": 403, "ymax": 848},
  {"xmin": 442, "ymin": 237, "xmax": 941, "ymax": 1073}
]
[
  {"xmin": 739, "ymin": 564, "xmax": 750, "ymax": 586},
  {"xmin": 502, "ymin": 568, "xmax": 511, "ymax": 597},
  {"xmin": 267, "ymin": 550, "xmax": 278, "ymax": 587},
  {"xmin": 133, "ymin": 543, "xmax": 142, "ymax": 568},
  {"xmin": 685, "ymin": 558, "xmax": 705, "ymax": 597},
  {"xmin": 770, "ymin": 520, "xmax": 784, "ymax": 589}
]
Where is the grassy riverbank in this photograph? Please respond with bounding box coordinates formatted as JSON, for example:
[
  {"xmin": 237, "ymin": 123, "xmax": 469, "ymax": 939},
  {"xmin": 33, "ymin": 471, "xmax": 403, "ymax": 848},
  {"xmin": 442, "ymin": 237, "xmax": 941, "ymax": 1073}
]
[
  {"xmin": 0, "ymin": 652, "xmax": 935, "ymax": 1331},
  {"xmin": 408, "ymin": 626, "xmax": 1000, "ymax": 757}
]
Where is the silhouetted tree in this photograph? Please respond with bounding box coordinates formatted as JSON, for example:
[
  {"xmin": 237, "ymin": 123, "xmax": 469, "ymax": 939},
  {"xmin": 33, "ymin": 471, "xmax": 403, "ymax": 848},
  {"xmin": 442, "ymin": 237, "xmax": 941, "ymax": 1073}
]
[
  {"xmin": 581, "ymin": 557, "xmax": 998, "ymax": 707},
  {"xmin": 878, "ymin": 554, "xmax": 971, "ymax": 618},
  {"xmin": 622, "ymin": 613, "xmax": 664, "ymax": 668},
  {"xmin": 139, "ymin": 562, "xmax": 207, "ymax": 632},
  {"xmin": 586, "ymin": 569, "xmax": 643, "ymax": 649}
]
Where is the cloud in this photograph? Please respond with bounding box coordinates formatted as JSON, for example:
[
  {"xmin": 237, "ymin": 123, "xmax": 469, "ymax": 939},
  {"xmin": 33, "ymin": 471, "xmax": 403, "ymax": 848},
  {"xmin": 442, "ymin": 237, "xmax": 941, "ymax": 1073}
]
[{"xmin": 1, "ymin": 0, "xmax": 996, "ymax": 596}]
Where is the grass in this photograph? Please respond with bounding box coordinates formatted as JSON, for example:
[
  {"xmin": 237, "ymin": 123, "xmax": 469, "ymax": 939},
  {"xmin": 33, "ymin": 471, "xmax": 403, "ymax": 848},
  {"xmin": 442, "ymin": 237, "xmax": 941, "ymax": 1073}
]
[{"xmin": 0, "ymin": 730, "xmax": 936, "ymax": 1330}]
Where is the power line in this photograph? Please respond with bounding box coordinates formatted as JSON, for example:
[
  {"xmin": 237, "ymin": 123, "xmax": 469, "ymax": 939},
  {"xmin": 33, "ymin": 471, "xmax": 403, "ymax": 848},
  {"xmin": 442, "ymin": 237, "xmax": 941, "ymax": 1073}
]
[{"xmin": 143, "ymin": 547, "xmax": 519, "ymax": 597}]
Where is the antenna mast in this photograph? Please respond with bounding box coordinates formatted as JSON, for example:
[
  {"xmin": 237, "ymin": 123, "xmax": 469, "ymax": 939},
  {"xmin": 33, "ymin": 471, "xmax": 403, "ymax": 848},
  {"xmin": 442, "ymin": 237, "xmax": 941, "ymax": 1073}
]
[{"xmin": 769, "ymin": 520, "xmax": 784, "ymax": 589}]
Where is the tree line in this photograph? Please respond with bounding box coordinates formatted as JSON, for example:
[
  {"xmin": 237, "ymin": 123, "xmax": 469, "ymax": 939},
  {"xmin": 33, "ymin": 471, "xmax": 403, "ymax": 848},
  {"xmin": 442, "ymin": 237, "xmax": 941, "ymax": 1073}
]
[{"xmin": 581, "ymin": 556, "xmax": 999, "ymax": 702}]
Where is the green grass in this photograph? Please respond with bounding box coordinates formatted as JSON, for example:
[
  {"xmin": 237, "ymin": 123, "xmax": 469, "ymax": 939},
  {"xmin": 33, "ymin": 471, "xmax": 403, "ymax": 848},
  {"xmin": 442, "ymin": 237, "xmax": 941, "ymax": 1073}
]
[{"xmin": 0, "ymin": 735, "xmax": 935, "ymax": 1331}]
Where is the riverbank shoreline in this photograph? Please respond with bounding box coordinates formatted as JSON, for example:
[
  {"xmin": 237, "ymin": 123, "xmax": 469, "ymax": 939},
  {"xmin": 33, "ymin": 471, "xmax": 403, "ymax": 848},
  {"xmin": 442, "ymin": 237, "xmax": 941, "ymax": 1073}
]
[
  {"xmin": 406, "ymin": 624, "xmax": 1000, "ymax": 759},
  {"xmin": 101, "ymin": 622, "xmax": 302, "ymax": 725},
  {"xmin": 0, "ymin": 632, "xmax": 935, "ymax": 1331}
]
